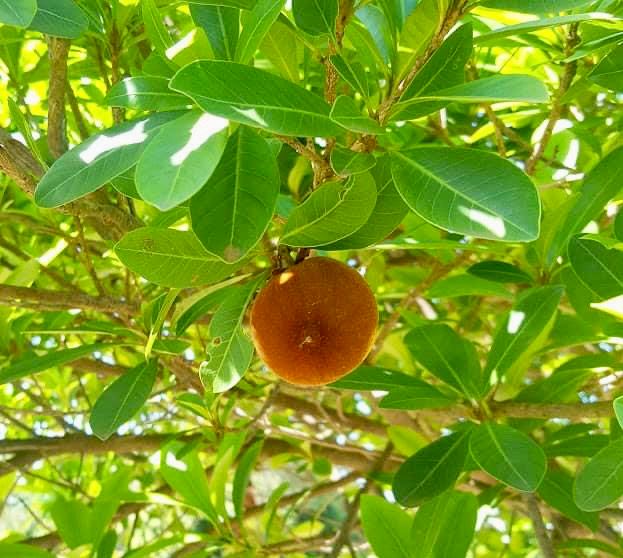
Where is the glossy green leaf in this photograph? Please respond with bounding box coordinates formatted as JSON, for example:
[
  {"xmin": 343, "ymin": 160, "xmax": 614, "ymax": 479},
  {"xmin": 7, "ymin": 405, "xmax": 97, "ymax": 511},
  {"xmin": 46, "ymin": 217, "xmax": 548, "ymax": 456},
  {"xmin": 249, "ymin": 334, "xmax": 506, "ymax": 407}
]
[
  {"xmin": 393, "ymin": 75, "xmax": 548, "ymax": 119},
  {"xmin": 323, "ymin": 156, "xmax": 408, "ymax": 250},
  {"xmin": 475, "ymin": 13, "xmax": 618, "ymax": 45},
  {"xmin": 260, "ymin": 19, "xmax": 299, "ymax": 81},
  {"xmin": 235, "ymin": 0, "xmax": 284, "ymax": 64},
  {"xmin": 105, "ymin": 77, "xmax": 189, "ymax": 111},
  {"xmin": 468, "ymin": 260, "xmax": 532, "ymax": 284},
  {"xmin": 405, "ymin": 324, "xmax": 483, "ymax": 399},
  {"xmin": 200, "ymin": 275, "xmax": 264, "ymax": 393},
  {"xmin": 190, "ymin": 127, "xmax": 279, "ymax": 262},
  {"xmin": 393, "ymin": 429, "xmax": 472, "ymax": 507},
  {"xmin": 411, "ymin": 490, "xmax": 478, "ymax": 558},
  {"xmin": 398, "ymin": 0, "xmax": 444, "ymax": 77},
  {"xmin": 142, "ymin": 0, "xmax": 173, "ymax": 54},
  {"xmin": 29, "ymin": 0, "xmax": 88, "ymax": 38},
  {"xmin": 331, "ymin": 365, "xmax": 431, "ymax": 390},
  {"xmin": 395, "ymin": 23, "xmax": 472, "ymax": 120},
  {"xmin": 515, "ymin": 368, "xmax": 590, "ymax": 404},
  {"xmin": 330, "ymin": 146, "xmax": 376, "ymax": 176},
  {"xmin": 170, "ymin": 60, "xmax": 342, "ymax": 136},
  {"xmin": 191, "ymin": 4, "xmax": 239, "ymax": 60},
  {"xmin": 0, "ymin": 544, "xmax": 54, "ymax": 558},
  {"xmin": 50, "ymin": 499, "xmax": 93, "ymax": 548},
  {"xmin": 136, "ymin": 110, "xmax": 228, "ymax": 211},
  {"xmin": 615, "ymin": 396, "xmax": 623, "ymax": 430},
  {"xmin": 538, "ymin": 469, "xmax": 599, "ymax": 531},
  {"xmin": 292, "ymin": 0, "xmax": 338, "ymax": 36},
  {"xmin": 546, "ymin": 146, "xmax": 623, "ymax": 264},
  {"xmin": 485, "ymin": 286, "xmax": 564, "ymax": 381},
  {"xmin": 331, "ymin": 55, "xmax": 369, "ymax": 98},
  {"xmin": 330, "ymin": 95, "xmax": 384, "ymax": 134},
  {"xmin": 615, "ymin": 210, "xmax": 623, "ymax": 242},
  {"xmin": 379, "ymin": 385, "xmax": 456, "ymax": 410},
  {"xmin": 360, "ymin": 494, "xmax": 413, "ymax": 558},
  {"xmin": 160, "ymin": 442, "xmax": 218, "ymax": 522},
  {"xmin": 35, "ymin": 112, "xmax": 183, "ymax": 208},
  {"xmin": 0, "ymin": 343, "xmax": 111, "ymax": 385},
  {"xmin": 281, "ymin": 172, "xmax": 377, "ymax": 247},
  {"xmin": 187, "ymin": 0, "xmax": 255, "ymax": 7},
  {"xmin": 232, "ymin": 439, "xmax": 263, "ymax": 518},
  {"xmin": 482, "ymin": 0, "xmax": 594, "ymax": 12},
  {"xmin": 115, "ymin": 228, "xmax": 239, "ymax": 288},
  {"xmin": 0, "ymin": 0, "xmax": 36, "ymax": 27},
  {"xmin": 428, "ymin": 274, "xmax": 512, "ymax": 299},
  {"xmin": 391, "ymin": 147, "xmax": 540, "ymax": 242},
  {"xmin": 470, "ymin": 422, "xmax": 546, "ymax": 492},
  {"xmin": 90, "ymin": 361, "xmax": 157, "ymax": 440},
  {"xmin": 568, "ymin": 236, "xmax": 623, "ymax": 301},
  {"xmin": 574, "ymin": 436, "xmax": 623, "ymax": 511}
]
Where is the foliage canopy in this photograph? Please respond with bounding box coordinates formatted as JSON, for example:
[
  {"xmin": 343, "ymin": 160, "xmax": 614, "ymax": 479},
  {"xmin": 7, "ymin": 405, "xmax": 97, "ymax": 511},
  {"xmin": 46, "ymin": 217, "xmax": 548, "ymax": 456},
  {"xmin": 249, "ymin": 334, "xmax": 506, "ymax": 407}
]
[{"xmin": 0, "ymin": 0, "xmax": 623, "ymax": 556}]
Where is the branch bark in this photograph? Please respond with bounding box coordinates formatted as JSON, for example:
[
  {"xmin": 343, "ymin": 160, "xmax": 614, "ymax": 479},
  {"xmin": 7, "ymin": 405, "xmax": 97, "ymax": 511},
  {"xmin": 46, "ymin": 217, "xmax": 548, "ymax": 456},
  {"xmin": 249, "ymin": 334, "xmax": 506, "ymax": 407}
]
[{"xmin": 47, "ymin": 38, "xmax": 70, "ymax": 159}]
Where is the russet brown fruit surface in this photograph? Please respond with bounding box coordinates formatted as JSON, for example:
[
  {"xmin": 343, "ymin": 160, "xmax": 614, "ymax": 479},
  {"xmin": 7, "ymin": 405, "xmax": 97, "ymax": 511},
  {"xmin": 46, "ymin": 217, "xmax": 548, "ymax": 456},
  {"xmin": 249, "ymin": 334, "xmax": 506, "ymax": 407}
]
[{"xmin": 250, "ymin": 257, "xmax": 378, "ymax": 386}]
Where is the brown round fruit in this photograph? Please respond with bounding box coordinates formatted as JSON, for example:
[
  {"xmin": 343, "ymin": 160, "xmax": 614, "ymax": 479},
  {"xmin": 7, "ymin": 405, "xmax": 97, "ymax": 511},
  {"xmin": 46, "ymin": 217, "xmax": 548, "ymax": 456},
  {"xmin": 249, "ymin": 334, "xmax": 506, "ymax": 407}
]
[{"xmin": 250, "ymin": 257, "xmax": 378, "ymax": 386}]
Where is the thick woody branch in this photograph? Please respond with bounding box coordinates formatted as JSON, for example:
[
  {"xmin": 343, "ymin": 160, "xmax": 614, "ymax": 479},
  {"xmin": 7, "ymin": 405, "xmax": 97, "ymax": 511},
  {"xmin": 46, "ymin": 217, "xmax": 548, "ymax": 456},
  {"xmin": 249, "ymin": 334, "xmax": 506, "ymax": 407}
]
[
  {"xmin": 0, "ymin": 285, "xmax": 137, "ymax": 317},
  {"xmin": 491, "ymin": 401, "xmax": 614, "ymax": 420},
  {"xmin": 47, "ymin": 38, "xmax": 71, "ymax": 159}
]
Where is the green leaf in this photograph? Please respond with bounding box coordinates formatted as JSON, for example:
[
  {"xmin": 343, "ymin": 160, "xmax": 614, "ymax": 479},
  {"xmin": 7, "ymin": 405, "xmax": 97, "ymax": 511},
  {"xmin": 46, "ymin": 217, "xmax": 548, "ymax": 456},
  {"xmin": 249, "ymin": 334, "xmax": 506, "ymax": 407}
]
[
  {"xmin": 331, "ymin": 55, "xmax": 369, "ymax": 98},
  {"xmin": 538, "ymin": 469, "xmax": 599, "ymax": 531},
  {"xmin": 105, "ymin": 77, "xmax": 189, "ymax": 111},
  {"xmin": 200, "ymin": 275, "xmax": 264, "ymax": 393},
  {"xmin": 136, "ymin": 110, "xmax": 228, "ymax": 211},
  {"xmin": 482, "ymin": 0, "xmax": 594, "ymax": 13},
  {"xmin": 292, "ymin": 0, "xmax": 338, "ymax": 36},
  {"xmin": 260, "ymin": 19, "xmax": 300, "ymax": 82},
  {"xmin": 574, "ymin": 436, "xmax": 623, "ymax": 511},
  {"xmin": 235, "ymin": 0, "xmax": 284, "ymax": 64},
  {"xmin": 35, "ymin": 112, "xmax": 183, "ymax": 208},
  {"xmin": 588, "ymin": 45, "xmax": 623, "ymax": 91},
  {"xmin": 615, "ymin": 210, "xmax": 623, "ymax": 242},
  {"xmin": 330, "ymin": 365, "xmax": 431, "ymax": 390},
  {"xmin": 615, "ymin": 396, "xmax": 623, "ymax": 430},
  {"xmin": 322, "ymin": 156, "xmax": 408, "ymax": 250},
  {"xmin": 395, "ymin": 23, "xmax": 472, "ymax": 120},
  {"xmin": 210, "ymin": 446, "xmax": 235, "ymax": 517},
  {"xmin": 170, "ymin": 60, "xmax": 342, "ymax": 136},
  {"xmin": 0, "ymin": 343, "xmax": 111, "ymax": 385},
  {"xmin": 160, "ymin": 442, "xmax": 218, "ymax": 523},
  {"xmin": 393, "ymin": 75, "xmax": 548, "ymax": 120},
  {"xmin": 0, "ymin": 544, "xmax": 55, "ymax": 558},
  {"xmin": 393, "ymin": 429, "xmax": 472, "ymax": 507},
  {"xmin": 360, "ymin": 494, "xmax": 413, "ymax": 558},
  {"xmin": 379, "ymin": 385, "xmax": 457, "ymax": 410},
  {"xmin": 427, "ymin": 274, "xmax": 513, "ymax": 299},
  {"xmin": 281, "ymin": 172, "xmax": 377, "ymax": 247},
  {"xmin": 190, "ymin": 127, "xmax": 279, "ymax": 262},
  {"xmin": 405, "ymin": 324, "xmax": 483, "ymax": 399},
  {"xmin": 515, "ymin": 368, "xmax": 591, "ymax": 404},
  {"xmin": 143, "ymin": 0, "xmax": 173, "ymax": 54},
  {"xmin": 90, "ymin": 361, "xmax": 158, "ymax": 440},
  {"xmin": 50, "ymin": 500, "xmax": 93, "ymax": 547},
  {"xmin": 115, "ymin": 227, "xmax": 240, "ymax": 288},
  {"xmin": 467, "ymin": 261, "xmax": 532, "ymax": 284},
  {"xmin": 398, "ymin": 0, "xmax": 444, "ymax": 77},
  {"xmin": 546, "ymin": 146, "xmax": 623, "ymax": 264},
  {"xmin": 411, "ymin": 490, "xmax": 478, "ymax": 558},
  {"xmin": 474, "ymin": 13, "xmax": 618, "ymax": 45},
  {"xmin": 485, "ymin": 286, "xmax": 564, "ymax": 381},
  {"xmin": 330, "ymin": 146, "xmax": 376, "ymax": 176},
  {"xmin": 330, "ymin": 95, "xmax": 385, "ymax": 134},
  {"xmin": 0, "ymin": 0, "xmax": 36, "ymax": 27},
  {"xmin": 568, "ymin": 236, "xmax": 623, "ymax": 301},
  {"xmin": 469, "ymin": 422, "xmax": 546, "ymax": 492},
  {"xmin": 191, "ymin": 4, "xmax": 239, "ymax": 60},
  {"xmin": 187, "ymin": 0, "xmax": 255, "ymax": 7},
  {"xmin": 391, "ymin": 147, "xmax": 540, "ymax": 242},
  {"xmin": 232, "ymin": 439, "xmax": 263, "ymax": 518},
  {"xmin": 29, "ymin": 0, "xmax": 88, "ymax": 38}
]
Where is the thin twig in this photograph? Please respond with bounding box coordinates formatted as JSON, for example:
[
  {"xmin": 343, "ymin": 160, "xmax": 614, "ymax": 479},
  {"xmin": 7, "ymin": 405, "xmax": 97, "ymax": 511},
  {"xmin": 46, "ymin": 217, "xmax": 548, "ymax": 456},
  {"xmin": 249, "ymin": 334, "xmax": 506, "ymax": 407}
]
[{"xmin": 524, "ymin": 494, "xmax": 557, "ymax": 558}]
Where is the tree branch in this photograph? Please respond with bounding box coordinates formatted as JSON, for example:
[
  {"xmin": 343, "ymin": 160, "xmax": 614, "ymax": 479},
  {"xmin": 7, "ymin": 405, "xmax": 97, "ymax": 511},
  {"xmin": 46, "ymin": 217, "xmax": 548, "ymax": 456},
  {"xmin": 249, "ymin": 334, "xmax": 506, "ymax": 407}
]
[
  {"xmin": 524, "ymin": 494, "xmax": 556, "ymax": 558},
  {"xmin": 0, "ymin": 284, "xmax": 137, "ymax": 317},
  {"xmin": 47, "ymin": 37, "xmax": 70, "ymax": 159}
]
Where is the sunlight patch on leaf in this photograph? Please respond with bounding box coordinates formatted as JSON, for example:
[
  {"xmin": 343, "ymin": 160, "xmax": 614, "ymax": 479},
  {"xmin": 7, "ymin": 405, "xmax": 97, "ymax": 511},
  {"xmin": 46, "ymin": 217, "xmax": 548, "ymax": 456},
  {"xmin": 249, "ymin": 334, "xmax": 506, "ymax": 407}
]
[
  {"xmin": 459, "ymin": 207, "xmax": 506, "ymax": 238},
  {"xmin": 165, "ymin": 451, "xmax": 188, "ymax": 472},
  {"xmin": 79, "ymin": 121, "xmax": 148, "ymax": 164},
  {"xmin": 170, "ymin": 114, "xmax": 228, "ymax": 166},
  {"xmin": 507, "ymin": 311, "xmax": 526, "ymax": 334}
]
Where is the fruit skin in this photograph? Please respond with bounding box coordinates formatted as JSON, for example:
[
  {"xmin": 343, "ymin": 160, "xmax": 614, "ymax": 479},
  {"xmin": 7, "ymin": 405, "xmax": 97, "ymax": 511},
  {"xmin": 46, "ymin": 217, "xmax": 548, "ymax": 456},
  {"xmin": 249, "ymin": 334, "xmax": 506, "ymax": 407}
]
[{"xmin": 250, "ymin": 257, "xmax": 378, "ymax": 386}]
